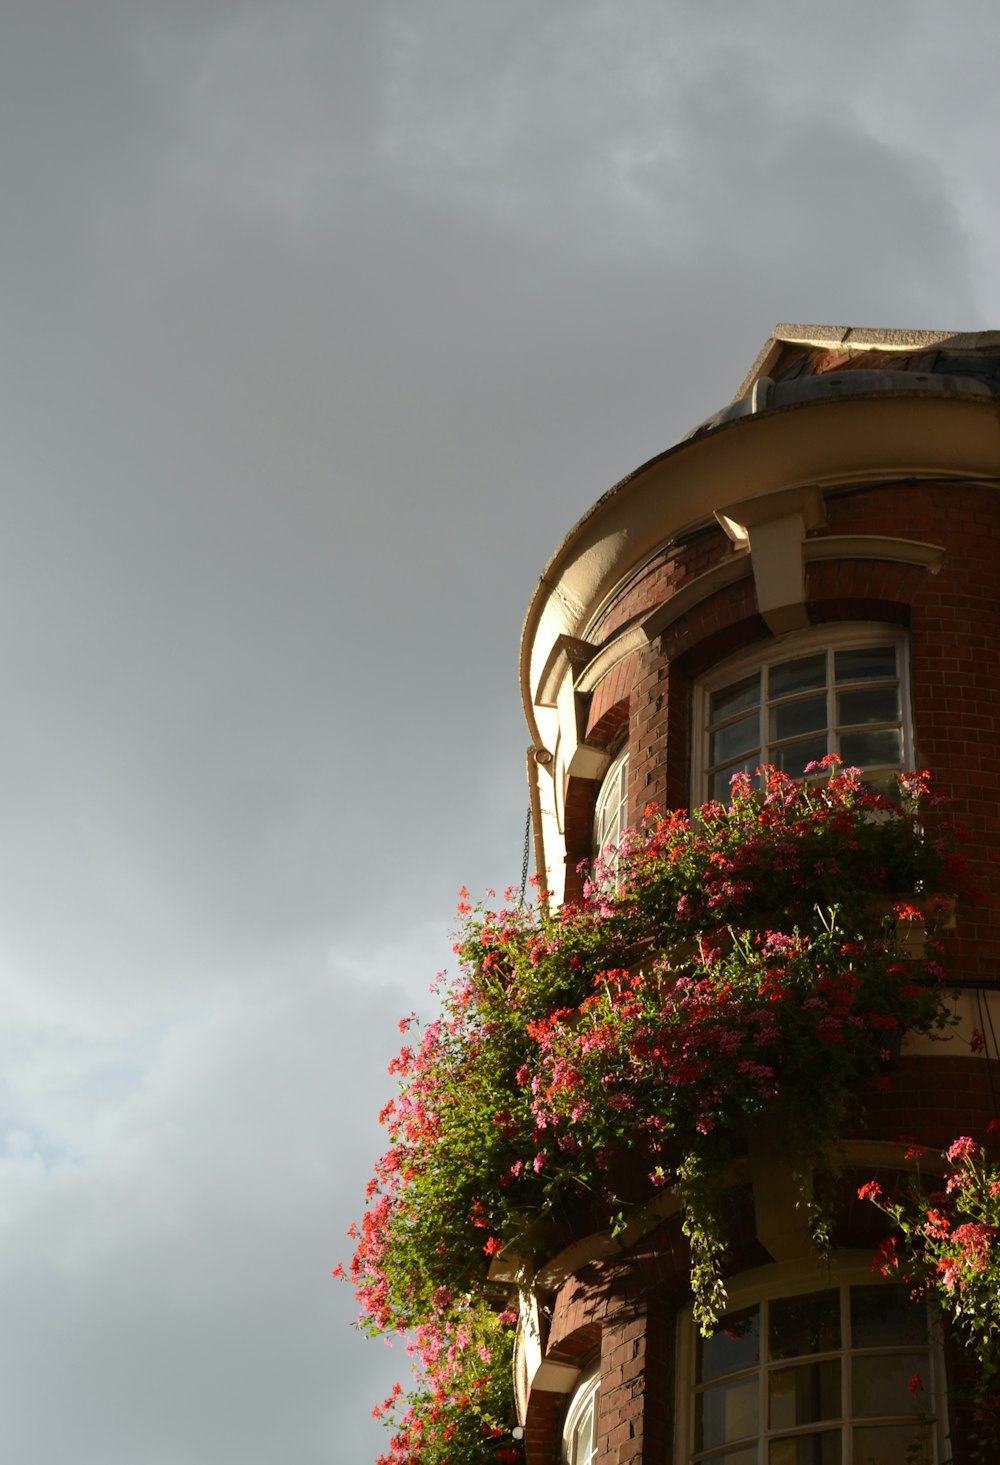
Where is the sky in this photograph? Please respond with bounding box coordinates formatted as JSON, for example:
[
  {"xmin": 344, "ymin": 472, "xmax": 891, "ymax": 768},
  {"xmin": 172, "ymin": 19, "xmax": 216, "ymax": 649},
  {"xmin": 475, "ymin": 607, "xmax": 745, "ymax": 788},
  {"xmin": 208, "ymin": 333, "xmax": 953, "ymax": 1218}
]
[{"xmin": 0, "ymin": 3, "xmax": 997, "ymax": 1461}]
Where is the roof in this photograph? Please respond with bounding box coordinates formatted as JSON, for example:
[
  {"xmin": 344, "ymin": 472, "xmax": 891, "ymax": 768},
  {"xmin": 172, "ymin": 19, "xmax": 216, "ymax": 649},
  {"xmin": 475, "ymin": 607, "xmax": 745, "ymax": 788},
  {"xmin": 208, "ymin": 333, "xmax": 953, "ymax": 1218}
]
[
  {"xmin": 676, "ymin": 324, "xmax": 1000, "ymax": 444},
  {"xmin": 733, "ymin": 323, "xmax": 1000, "ymax": 400}
]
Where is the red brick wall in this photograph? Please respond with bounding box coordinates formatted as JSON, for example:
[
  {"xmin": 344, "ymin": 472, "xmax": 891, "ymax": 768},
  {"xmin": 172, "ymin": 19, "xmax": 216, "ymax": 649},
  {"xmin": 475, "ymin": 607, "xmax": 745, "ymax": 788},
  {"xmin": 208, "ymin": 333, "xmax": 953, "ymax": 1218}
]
[{"xmin": 563, "ymin": 479, "xmax": 1000, "ymax": 974}]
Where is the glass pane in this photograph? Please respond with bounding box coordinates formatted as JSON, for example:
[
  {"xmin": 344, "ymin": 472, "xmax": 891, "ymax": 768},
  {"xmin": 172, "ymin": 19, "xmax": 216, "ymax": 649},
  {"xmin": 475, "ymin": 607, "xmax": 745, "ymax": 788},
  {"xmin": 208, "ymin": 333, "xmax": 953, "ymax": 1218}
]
[
  {"xmin": 839, "ymin": 729, "xmax": 900, "ymax": 768},
  {"xmin": 706, "ymin": 1450, "xmax": 757, "ymax": 1465},
  {"xmin": 853, "ymin": 1423, "xmax": 931, "ymax": 1465},
  {"xmin": 862, "ymin": 771, "xmax": 902, "ymax": 801},
  {"xmin": 712, "ymin": 713, "xmax": 760, "ymax": 765},
  {"xmin": 835, "ymin": 646, "xmax": 897, "ymax": 682},
  {"xmin": 769, "ymin": 654, "xmax": 826, "ymax": 698},
  {"xmin": 697, "ymin": 1377, "xmax": 759, "ymax": 1450},
  {"xmin": 700, "ymin": 1307, "xmax": 760, "ymax": 1382},
  {"xmin": 837, "ymin": 687, "xmax": 898, "ymax": 727},
  {"xmin": 595, "ymin": 756, "xmax": 628, "ymax": 851},
  {"xmin": 769, "ymin": 1431, "xmax": 840, "ymax": 1465},
  {"xmin": 711, "ymin": 759, "xmax": 757, "ymax": 802},
  {"xmin": 774, "ymin": 736, "xmax": 829, "ymax": 779},
  {"xmin": 770, "ymin": 694, "xmax": 827, "ymax": 743},
  {"xmin": 769, "ymin": 1290, "xmax": 840, "ymax": 1360},
  {"xmin": 769, "ymin": 1360, "xmax": 840, "ymax": 1430},
  {"xmin": 711, "ymin": 675, "xmax": 761, "ymax": 722},
  {"xmin": 573, "ymin": 1402, "xmax": 593, "ymax": 1464},
  {"xmin": 851, "ymin": 1286, "xmax": 928, "ymax": 1349},
  {"xmin": 852, "ymin": 1351, "xmax": 928, "ymax": 1418}
]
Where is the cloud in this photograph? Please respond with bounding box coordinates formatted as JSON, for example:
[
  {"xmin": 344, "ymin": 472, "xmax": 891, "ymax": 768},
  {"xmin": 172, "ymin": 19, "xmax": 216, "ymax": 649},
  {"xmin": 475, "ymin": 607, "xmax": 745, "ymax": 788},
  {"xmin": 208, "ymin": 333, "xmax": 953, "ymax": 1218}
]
[{"xmin": 0, "ymin": 966, "xmax": 405, "ymax": 1464}]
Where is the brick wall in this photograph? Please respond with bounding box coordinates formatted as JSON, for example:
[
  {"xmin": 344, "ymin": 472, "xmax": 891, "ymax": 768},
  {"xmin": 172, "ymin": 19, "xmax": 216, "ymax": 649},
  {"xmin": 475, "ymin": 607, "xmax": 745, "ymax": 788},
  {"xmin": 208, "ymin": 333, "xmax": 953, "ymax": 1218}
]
[{"xmin": 562, "ymin": 479, "xmax": 1000, "ymax": 970}]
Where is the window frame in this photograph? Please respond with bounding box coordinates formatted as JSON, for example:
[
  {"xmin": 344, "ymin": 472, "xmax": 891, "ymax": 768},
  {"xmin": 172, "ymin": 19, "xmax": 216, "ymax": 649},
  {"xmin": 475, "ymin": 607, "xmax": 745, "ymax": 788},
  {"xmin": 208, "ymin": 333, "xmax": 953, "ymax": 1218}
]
[
  {"xmin": 691, "ymin": 623, "xmax": 913, "ymax": 805},
  {"xmin": 562, "ymin": 1363, "xmax": 601, "ymax": 1465},
  {"xmin": 674, "ymin": 1255, "xmax": 948, "ymax": 1465},
  {"xmin": 593, "ymin": 743, "xmax": 630, "ymax": 864}
]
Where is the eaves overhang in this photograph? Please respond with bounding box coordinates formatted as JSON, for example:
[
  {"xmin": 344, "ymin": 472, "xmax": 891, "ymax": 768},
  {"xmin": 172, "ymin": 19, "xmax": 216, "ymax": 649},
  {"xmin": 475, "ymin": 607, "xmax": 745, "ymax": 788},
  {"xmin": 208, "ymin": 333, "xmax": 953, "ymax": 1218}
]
[{"xmin": 520, "ymin": 388, "xmax": 1000, "ymax": 751}]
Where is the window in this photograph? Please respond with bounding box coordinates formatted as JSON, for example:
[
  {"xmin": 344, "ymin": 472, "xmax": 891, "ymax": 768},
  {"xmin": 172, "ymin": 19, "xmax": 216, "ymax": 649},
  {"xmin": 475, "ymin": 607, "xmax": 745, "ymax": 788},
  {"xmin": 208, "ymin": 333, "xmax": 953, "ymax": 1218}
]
[
  {"xmin": 680, "ymin": 1267, "xmax": 945, "ymax": 1465},
  {"xmin": 563, "ymin": 1368, "xmax": 600, "ymax": 1465},
  {"xmin": 594, "ymin": 745, "xmax": 629, "ymax": 861},
  {"xmin": 695, "ymin": 626, "xmax": 911, "ymax": 803}
]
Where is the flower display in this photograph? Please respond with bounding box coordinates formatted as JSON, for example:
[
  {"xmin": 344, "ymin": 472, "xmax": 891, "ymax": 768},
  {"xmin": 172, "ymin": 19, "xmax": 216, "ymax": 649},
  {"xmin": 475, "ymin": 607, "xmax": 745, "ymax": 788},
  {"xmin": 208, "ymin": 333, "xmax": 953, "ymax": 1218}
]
[
  {"xmin": 341, "ymin": 763, "xmax": 969, "ymax": 1463},
  {"xmin": 860, "ymin": 1126, "xmax": 1000, "ymax": 1457}
]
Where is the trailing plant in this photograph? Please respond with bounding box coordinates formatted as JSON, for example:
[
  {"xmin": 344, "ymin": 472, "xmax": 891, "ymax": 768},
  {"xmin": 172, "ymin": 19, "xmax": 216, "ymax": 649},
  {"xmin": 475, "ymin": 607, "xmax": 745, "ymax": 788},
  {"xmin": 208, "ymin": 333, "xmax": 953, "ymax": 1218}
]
[
  {"xmin": 340, "ymin": 762, "xmax": 970, "ymax": 1464},
  {"xmin": 860, "ymin": 1131, "xmax": 1000, "ymax": 1461}
]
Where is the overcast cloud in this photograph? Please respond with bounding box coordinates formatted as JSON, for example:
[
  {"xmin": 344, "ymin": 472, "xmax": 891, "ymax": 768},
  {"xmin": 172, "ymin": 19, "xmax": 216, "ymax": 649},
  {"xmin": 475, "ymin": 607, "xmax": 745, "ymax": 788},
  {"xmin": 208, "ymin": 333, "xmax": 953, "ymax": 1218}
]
[{"xmin": 0, "ymin": 3, "xmax": 996, "ymax": 1460}]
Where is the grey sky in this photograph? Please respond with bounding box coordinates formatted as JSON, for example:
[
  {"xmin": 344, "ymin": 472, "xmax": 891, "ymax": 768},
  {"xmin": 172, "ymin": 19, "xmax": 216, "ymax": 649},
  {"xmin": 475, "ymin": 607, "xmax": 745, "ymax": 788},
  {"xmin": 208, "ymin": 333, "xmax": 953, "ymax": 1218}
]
[{"xmin": 0, "ymin": 3, "xmax": 995, "ymax": 1460}]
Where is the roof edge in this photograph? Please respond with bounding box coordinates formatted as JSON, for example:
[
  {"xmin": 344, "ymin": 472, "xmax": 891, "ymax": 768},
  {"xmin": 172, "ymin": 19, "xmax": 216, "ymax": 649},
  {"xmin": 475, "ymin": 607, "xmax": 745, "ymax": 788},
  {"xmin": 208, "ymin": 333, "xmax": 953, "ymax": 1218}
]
[{"xmin": 731, "ymin": 323, "xmax": 1000, "ymax": 403}]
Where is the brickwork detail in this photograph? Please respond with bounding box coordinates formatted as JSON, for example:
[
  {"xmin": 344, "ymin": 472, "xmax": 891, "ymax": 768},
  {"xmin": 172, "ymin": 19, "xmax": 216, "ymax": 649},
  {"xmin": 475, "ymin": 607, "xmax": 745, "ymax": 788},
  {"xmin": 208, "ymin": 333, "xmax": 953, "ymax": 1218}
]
[{"xmin": 586, "ymin": 653, "xmax": 639, "ymax": 745}]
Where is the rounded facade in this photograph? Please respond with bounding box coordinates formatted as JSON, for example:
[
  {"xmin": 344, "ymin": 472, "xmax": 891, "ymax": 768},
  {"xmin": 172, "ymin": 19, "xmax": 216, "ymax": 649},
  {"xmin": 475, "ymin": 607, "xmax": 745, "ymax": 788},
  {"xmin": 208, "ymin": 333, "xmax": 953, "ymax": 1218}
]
[{"xmin": 516, "ymin": 326, "xmax": 1000, "ymax": 1465}]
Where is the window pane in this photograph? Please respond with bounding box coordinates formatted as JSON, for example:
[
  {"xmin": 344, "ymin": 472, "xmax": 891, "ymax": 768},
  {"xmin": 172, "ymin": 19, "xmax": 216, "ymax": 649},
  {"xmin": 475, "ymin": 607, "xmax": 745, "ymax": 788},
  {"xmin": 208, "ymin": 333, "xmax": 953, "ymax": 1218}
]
[
  {"xmin": 769, "ymin": 655, "xmax": 826, "ymax": 698},
  {"xmin": 774, "ymin": 736, "xmax": 828, "ymax": 779},
  {"xmin": 769, "ymin": 1360, "xmax": 840, "ymax": 1429},
  {"xmin": 711, "ymin": 675, "xmax": 760, "ymax": 721},
  {"xmin": 769, "ymin": 1431, "xmax": 840, "ymax": 1465},
  {"xmin": 711, "ymin": 760, "xmax": 757, "ymax": 802},
  {"xmin": 700, "ymin": 1307, "xmax": 760, "ymax": 1382},
  {"xmin": 852, "ymin": 1351, "xmax": 928, "ymax": 1418},
  {"xmin": 851, "ymin": 1287, "xmax": 928, "ymax": 1349},
  {"xmin": 835, "ymin": 646, "xmax": 897, "ymax": 682},
  {"xmin": 769, "ymin": 1290, "xmax": 840, "ymax": 1360},
  {"xmin": 837, "ymin": 687, "xmax": 899, "ymax": 727},
  {"xmin": 853, "ymin": 1423, "xmax": 930, "ymax": 1465},
  {"xmin": 572, "ymin": 1404, "xmax": 593, "ymax": 1464},
  {"xmin": 705, "ymin": 1450, "xmax": 757, "ymax": 1465},
  {"xmin": 770, "ymin": 694, "xmax": 827, "ymax": 743},
  {"xmin": 595, "ymin": 754, "xmax": 629, "ymax": 854},
  {"xmin": 712, "ymin": 713, "xmax": 760, "ymax": 765},
  {"xmin": 697, "ymin": 1378, "xmax": 759, "ymax": 1450},
  {"xmin": 839, "ymin": 729, "xmax": 901, "ymax": 768}
]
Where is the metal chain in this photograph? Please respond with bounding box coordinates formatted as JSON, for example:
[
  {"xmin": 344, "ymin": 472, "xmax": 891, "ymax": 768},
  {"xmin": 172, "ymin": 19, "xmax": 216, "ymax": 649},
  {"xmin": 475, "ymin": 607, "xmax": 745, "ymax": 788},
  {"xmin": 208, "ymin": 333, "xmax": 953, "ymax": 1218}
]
[{"xmin": 518, "ymin": 807, "xmax": 531, "ymax": 905}]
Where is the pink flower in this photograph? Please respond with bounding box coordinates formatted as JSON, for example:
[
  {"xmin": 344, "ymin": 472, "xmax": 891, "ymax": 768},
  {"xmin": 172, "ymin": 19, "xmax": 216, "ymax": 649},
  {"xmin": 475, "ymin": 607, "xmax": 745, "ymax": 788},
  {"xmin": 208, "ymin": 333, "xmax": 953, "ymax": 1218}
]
[
  {"xmin": 924, "ymin": 1208, "xmax": 951, "ymax": 1240},
  {"xmin": 947, "ymin": 1135, "xmax": 979, "ymax": 1163},
  {"xmin": 951, "ymin": 1221, "xmax": 996, "ymax": 1270}
]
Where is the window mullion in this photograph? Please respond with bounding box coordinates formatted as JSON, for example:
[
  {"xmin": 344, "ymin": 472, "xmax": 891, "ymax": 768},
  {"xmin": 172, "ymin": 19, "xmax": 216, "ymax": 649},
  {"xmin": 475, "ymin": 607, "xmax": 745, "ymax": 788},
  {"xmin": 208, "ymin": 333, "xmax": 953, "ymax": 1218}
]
[
  {"xmin": 841, "ymin": 1286, "xmax": 850, "ymax": 1465},
  {"xmin": 759, "ymin": 1297, "xmax": 768, "ymax": 1465}
]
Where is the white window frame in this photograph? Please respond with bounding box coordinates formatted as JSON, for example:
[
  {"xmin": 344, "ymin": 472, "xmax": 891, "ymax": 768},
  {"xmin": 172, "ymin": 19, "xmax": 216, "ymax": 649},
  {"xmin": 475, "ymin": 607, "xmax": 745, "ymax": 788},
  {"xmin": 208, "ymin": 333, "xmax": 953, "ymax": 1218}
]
[
  {"xmin": 593, "ymin": 744, "xmax": 630, "ymax": 862},
  {"xmin": 563, "ymin": 1364, "xmax": 600, "ymax": 1465},
  {"xmin": 674, "ymin": 1255, "xmax": 948, "ymax": 1465},
  {"xmin": 691, "ymin": 623, "xmax": 913, "ymax": 805}
]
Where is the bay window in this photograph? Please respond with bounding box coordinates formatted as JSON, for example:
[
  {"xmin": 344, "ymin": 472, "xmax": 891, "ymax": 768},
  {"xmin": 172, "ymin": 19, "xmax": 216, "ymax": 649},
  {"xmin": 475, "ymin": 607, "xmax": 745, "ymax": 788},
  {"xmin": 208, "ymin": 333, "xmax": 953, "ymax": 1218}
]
[
  {"xmin": 680, "ymin": 1266, "xmax": 945, "ymax": 1465},
  {"xmin": 695, "ymin": 626, "xmax": 911, "ymax": 803}
]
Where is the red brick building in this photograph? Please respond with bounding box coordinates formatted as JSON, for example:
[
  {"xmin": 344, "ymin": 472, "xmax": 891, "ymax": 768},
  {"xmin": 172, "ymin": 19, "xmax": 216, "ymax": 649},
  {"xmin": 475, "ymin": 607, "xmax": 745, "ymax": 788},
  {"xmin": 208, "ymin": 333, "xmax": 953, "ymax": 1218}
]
[{"xmin": 513, "ymin": 326, "xmax": 1000, "ymax": 1465}]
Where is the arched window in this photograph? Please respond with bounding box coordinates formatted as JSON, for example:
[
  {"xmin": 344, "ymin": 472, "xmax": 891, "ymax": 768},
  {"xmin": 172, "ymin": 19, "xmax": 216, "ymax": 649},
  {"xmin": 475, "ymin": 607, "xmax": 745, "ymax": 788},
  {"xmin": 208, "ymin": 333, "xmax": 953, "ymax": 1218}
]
[
  {"xmin": 563, "ymin": 1367, "xmax": 600, "ymax": 1465},
  {"xmin": 593, "ymin": 745, "xmax": 629, "ymax": 863},
  {"xmin": 693, "ymin": 624, "xmax": 912, "ymax": 803}
]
